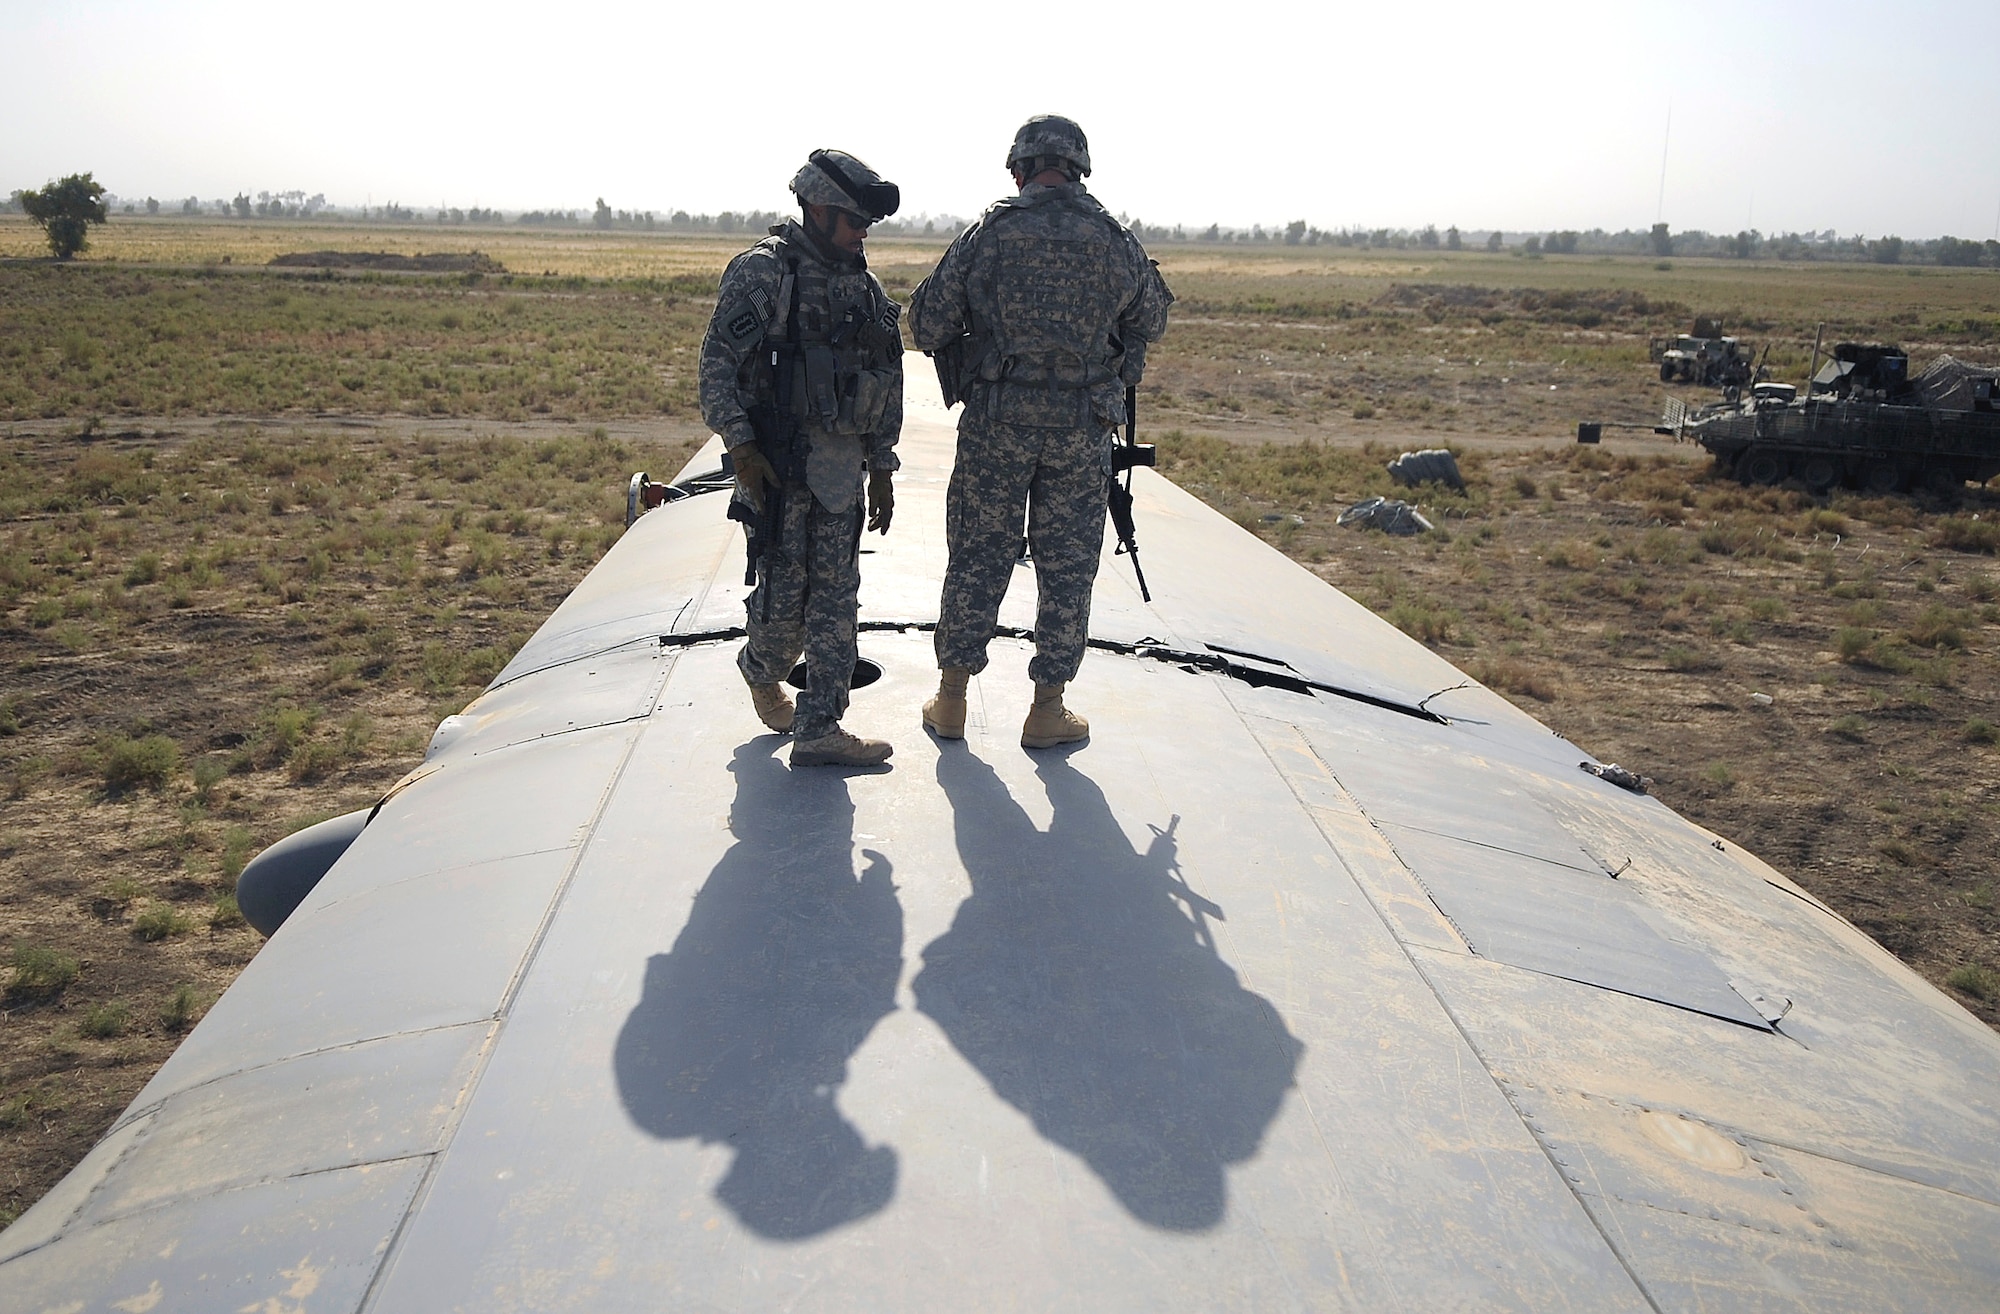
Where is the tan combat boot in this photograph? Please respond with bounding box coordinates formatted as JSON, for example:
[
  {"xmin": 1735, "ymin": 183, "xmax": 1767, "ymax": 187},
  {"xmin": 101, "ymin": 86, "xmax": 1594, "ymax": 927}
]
[
  {"xmin": 748, "ymin": 682, "xmax": 795, "ymax": 733},
  {"xmin": 922, "ymin": 667, "xmax": 971, "ymax": 739},
  {"xmin": 1021, "ymin": 683, "xmax": 1089, "ymax": 749},
  {"xmin": 792, "ymin": 726, "xmax": 894, "ymax": 768}
]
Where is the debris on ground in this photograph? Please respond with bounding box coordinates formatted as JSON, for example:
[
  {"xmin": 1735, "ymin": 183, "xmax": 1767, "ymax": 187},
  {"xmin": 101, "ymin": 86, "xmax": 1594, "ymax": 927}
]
[
  {"xmin": 1387, "ymin": 448, "xmax": 1465, "ymax": 490},
  {"xmin": 1337, "ymin": 496, "xmax": 1433, "ymax": 536},
  {"xmin": 1580, "ymin": 761, "xmax": 1650, "ymax": 794}
]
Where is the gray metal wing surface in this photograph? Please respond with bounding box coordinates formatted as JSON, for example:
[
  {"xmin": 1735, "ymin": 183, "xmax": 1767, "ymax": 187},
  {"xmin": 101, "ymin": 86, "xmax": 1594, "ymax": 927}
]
[{"xmin": 4, "ymin": 377, "xmax": 1997, "ymax": 1312}]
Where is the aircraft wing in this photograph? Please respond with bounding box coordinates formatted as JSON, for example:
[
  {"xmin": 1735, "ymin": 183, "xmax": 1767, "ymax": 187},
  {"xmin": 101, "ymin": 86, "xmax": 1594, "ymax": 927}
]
[{"xmin": 4, "ymin": 375, "xmax": 1997, "ymax": 1311}]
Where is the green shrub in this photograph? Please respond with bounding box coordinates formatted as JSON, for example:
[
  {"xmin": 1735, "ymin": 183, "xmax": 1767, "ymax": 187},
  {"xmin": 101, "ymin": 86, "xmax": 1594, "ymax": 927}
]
[
  {"xmin": 1946, "ymin": 965, "xmax": 1997, "ymax": 1001},
  {"xmin": 1905, "ymin": 605, "xmax": 1968, "ymax": 650},
  {"xmin": 1933, "ymin": 517, "xmax": 2000, "ymax": 554},
  {"xmin": 209, "ymin": 892, "xmax": 245, "ymax": 929},
  {"xmin": 257, "ymin": 704, "xmax": 317, "ymax": 767},
  {"xmin": 1829, "ymin": 715, "xmax": 1867, "ymax": 742},
  {"xmin": 132, "ymin": 903, "xmax": 194, "ymax": 941},
  {"xmin": 1965, "ymin": 717, "xmax": 1998, "ymax": 745},
  {"xmin": 161, "ymin": 983, "xmax": 209, "ymax": 1030},
  {"xmin": 8, "ymin": 944, "xmax": 81, "ymax": 998},
  {"xmin": 1662, "ymin": 645, "xmax": 1709, "ymax": 672},
  {"xmin": 192, "ymin": 755, "xmax": 228, "ymax": 805},
  {"xmin": 79, "ymin": 1002, "xmax": 130, "ymax": 1038},
  {"xmin": 122, "ymin": 552, "xmax": 161, "ymax": 586},
  {"xmin": 98, "ymin": 734, "xmax": 180, "ymax": 792},
  {"xmin": 1386, "ymin": 598, "xmax": 1458, "ymax": 645},
  {"xmin": 220, "ymin": 826, "xmax": 255, "ymax": 882},
  {"xmin": 285, "ymin": 738, "xmax": 347, "ymax": 784}
]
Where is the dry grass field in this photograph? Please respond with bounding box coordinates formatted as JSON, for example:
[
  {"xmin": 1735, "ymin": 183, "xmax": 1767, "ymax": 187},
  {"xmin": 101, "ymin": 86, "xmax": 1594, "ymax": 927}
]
[{"xmin": 2, "ymin": 216, "xmax": 1997, "ymax": 1225}]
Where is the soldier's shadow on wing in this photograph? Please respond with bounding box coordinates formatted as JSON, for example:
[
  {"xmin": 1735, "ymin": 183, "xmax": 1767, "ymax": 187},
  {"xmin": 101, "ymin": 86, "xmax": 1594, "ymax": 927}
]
[
  {"xmin": 915, "ymin": 745, "xmax": 1303, "ymax": 1232},
  {"xmin": 613, "ymin": 737, "xmax": 902, "ymax": 1240}
]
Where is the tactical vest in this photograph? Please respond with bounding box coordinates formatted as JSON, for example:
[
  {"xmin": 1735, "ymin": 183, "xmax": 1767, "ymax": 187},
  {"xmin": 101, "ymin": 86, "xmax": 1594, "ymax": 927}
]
[
  {"xmin": 974, "ymin": 196, "xmax": 1131, "ymax": 392},
  {"xmin": 753, "ymin": 234, "xmax": 902, "ymax": 439}
]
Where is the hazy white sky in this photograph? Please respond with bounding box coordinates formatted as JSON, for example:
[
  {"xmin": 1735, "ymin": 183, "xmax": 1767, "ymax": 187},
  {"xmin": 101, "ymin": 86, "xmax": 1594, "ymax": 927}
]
[{"xmin": 5, "ymin": 0, "xmax": 1996, "ymax": 239}]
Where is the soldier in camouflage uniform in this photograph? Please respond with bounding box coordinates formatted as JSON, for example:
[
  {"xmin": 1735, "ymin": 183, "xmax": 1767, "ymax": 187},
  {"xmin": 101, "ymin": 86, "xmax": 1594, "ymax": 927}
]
[
  {"xmin": 700, "ymin": 150, "xmax": 905, "ymax": 767},
  {"xmin": 909, "ymin": 115, "xmax": 1173, "ymax": 749}
]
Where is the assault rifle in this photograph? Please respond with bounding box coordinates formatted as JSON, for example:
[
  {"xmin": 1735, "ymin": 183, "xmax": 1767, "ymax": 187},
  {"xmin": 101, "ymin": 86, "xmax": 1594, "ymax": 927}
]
[
  {"xmin": 1108, "ymin": 383, "xmax": 1155, "ymax": 602},
  {"xmin": 726, "ymin": 262, "xmax": 804, "ymax": 612}
]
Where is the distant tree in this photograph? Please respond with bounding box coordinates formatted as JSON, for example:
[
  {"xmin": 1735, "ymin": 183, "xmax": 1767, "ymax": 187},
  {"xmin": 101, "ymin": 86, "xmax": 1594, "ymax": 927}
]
[
  {"xmin": 145, "ymin": 196, "xmax": 159, "ymax": 215},
  {"xmin": 1730, "ymin": 230, "xmax": 1756, "ymax": 259},
  {"xmin": 1418, "ymin": 224, "xmax": 1440, "ymax": 249},
  {"xmin": 15, "ymin": 172, "xmax": 108, "ymax": 260},
  {"xmin": 1523, "ymin": 234, "xmax": 1542, "ymax": 255},
  {"xmin": 1485, "ymin": 230, "xmax": 1503, "ymax": 252},
  {"xmin": 1870, "ymin": 235, "xmax": 1903, "ymax": 265},
  {"xmin": 181, "ymin": 196, "xmax": 200, "ymax": 215},
  {"xmin": 232, "ymin": 193, "xmax": 252, "ymax": 219},
  {"xmin": 1202, "ymin": 222, "xmax": 1219, "ymax": 242},
  {"xmin": 594, "ymin": 197, "xmax": 613, "ymax": 229},
  {"xmin": 1986, "ymin": 240, "xmax": 2000, "ymax": 268},
  {"xmin": 1283, "ymin": 219, "xmax": 1307, "ymax": 245},
  {"xmin": 1649, "ymin": 222, "xmax": 1673, "ymax": 257},
  {"xmin": 1445, "ymin": 225, "xmax": 1461, "ymax": 250},
  {"xmin": 1936, "ymin": 235, "xmax": 1983, "ymax": 267},
  {"xmin": 1547, "ymin": 230, "xmax": 1579, "ymax": 254}
]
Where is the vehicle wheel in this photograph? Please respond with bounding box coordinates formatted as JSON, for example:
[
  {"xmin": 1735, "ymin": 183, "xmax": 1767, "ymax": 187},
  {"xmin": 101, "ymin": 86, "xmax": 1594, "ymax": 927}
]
[
  {"xmin": 1741, "ymin": 449, "xmax": 1786, "ymax": 486},
  {"xmin": 1659, "ymin": 361, "xmax": 1675, "ymax": 382},
  {"xmin": 1799, "ymin": 455, "xmax": 1838, "ymax": 492},
  {"xmin": 1862, "ymin": 460, "xmax": 1904, "ymax": 494},
  {"xmin": 1924, "ymin": 465, "xmax": 1964, "ymax": 496}
]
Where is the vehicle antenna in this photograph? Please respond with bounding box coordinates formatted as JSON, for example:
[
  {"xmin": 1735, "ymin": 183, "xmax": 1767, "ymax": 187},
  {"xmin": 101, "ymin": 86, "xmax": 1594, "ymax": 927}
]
[{"xmin": 1655, "ymin": 103, "xmax": 1672, "ymax": 225}]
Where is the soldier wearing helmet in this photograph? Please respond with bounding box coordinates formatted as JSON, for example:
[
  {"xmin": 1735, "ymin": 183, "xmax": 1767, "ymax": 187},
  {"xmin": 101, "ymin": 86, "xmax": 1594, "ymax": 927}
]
[
  {"xmin": 909, "ymin": 115, "xmax": 1174, "ymax": 749},
  {"xmin": 699, "ymin": 149, "xmax": 906, "ymax": 767}
]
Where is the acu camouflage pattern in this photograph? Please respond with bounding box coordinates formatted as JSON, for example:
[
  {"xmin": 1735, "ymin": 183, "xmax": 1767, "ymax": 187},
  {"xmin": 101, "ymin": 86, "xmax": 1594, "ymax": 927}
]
[
  {"xmin": 699, "ymin": 218, "xmax": 903, "ymax": 514},
  {"xmin": 699, "ymin": 218, "xmax": 904, "ymax": 737},
  {"xmin": 909, "ymin": 180, "xmax": 1173, "ymax": 685},
  {"xmin": 735, "ymin": 478, "xmax": 863, "ymax": 741},
  {"xmin": 909, "ymin": 182, "xmax": 1171, "ymax": 430},
  {"xmin": 937, "ymin": 413, "xmax": 1110, "ymax": 686}
]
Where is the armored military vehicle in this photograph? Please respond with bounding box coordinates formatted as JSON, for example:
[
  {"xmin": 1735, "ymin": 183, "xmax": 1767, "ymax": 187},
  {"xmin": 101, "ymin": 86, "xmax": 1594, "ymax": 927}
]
[
  {"xmin": 1663, "ymin": 344, "xmax": 2000, "ymax": 492},
  {"xmin": 1652, "ymin": 316, "xmax": 1757, "ymax": 389}
]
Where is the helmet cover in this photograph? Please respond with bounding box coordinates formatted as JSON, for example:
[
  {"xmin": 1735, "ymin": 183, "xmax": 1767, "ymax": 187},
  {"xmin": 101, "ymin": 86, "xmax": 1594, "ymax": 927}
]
[
  {"xmin": 1006, "ymin": 114, "xmax": 1091, "ymax": 178},
  {"xmin": 789, "ymin": 149, "xmax": 900, "ymax": 222}
]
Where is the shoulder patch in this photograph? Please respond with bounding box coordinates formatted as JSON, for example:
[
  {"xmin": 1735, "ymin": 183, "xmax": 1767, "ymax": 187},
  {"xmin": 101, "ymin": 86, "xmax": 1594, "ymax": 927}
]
[{"xmin": 718, "ymin": 294, "xmax": 768, "ymax": 349}]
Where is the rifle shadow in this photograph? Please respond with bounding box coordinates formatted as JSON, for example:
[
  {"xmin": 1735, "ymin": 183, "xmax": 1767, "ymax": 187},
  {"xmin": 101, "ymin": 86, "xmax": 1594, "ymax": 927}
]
[
  {"xmin": 914, "ymin": 745, "xmax": 1303, "ymax": 1231},
  {"xmin": 613, "ymin": 737, "xmax": 903, "ymax": 1239}
]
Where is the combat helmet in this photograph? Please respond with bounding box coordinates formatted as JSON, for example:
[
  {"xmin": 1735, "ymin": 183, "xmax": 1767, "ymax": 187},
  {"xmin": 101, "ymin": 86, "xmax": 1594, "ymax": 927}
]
[
  {"xmin": 789, "ymin": 149, "xmax": 901, "ymax": 222},
  {"xmin": 1006, "ymin": 114, "xmax": 1091, "ymax": 179}
]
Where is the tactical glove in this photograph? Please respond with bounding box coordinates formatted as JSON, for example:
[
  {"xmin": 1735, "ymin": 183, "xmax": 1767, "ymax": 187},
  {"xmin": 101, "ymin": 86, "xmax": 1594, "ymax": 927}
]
[
  {"xmin": 867, "ymin": 469, "xmax": 895, "ymax": 534},
  {"xmin": 732, "ymin": 441, "xmax": 777, "ymax": 511}
]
